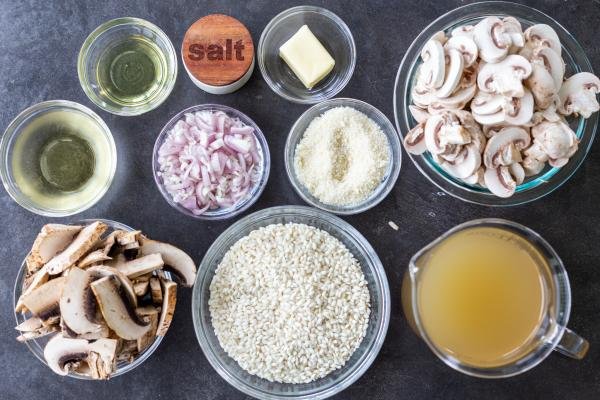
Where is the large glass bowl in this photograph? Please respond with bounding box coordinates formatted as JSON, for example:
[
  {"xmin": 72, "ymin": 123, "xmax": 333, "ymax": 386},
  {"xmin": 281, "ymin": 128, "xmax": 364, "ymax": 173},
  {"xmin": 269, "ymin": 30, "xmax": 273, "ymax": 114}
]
[
  {"xmin": 394, "ymin": 1, "xmax": 598, "ymax": 206},
  {"xmin": 13, "ymin": 219, "xmax": 170, "ymax": 379},
  {"xmin": 78, "ymin": 17, "xmax": 177, "ymax": 116},
  {"xmin": 152, "ymin": 104, "xmax": 270, "ymax": 220},
  {"xmin": 191, "ymin": 206, "xmax": 390, "ymax": 399},
  {"xmin": 0, "ymin": 100, "xmax": 116, "ymax": 217},
  {"xmin": 284, "ymin": 98, "xmax": 401, "ymax": 215},
  {"xmin": 258, "ymin": 6, "xmax": 356, "ymax": 104}
]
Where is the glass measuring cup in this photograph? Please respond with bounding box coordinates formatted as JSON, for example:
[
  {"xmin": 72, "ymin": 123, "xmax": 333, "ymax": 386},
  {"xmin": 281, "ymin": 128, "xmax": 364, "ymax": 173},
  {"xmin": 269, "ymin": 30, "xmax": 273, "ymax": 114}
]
[{"xmin": 402, "ymin": 218, "xmax": 588, "ymax": 378}]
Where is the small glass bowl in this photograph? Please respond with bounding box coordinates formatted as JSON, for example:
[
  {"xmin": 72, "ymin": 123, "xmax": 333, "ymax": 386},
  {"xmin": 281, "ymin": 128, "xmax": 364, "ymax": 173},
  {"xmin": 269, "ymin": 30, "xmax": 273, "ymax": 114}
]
[
  {"xmin": 192, "ymin": 205, "xmax": 390, "ymax": 400},
  {"xmin": 0, "ymin": 100, "xmax": 116, "ymax": 217},
  {"xmin": 258, "ymin": 6, "xmax": 356, "ymax": 104},
  {"xmin": 13, "ymin": 219, "xmax": 169, "ymax": 380},
  {"xmin": 78, "ymin": 17, "xmax": 177, "ymax": 116},
  {"xmin": 152, "ymin": 104, "xmax": 270, "ymax": 220},
  {"xmin": 285, "ymin": 98, "xmax": 401, "ymax": 215},
  {"xmin": 394, "ymin": 1, "xmax": 598, "ymax": 206}
]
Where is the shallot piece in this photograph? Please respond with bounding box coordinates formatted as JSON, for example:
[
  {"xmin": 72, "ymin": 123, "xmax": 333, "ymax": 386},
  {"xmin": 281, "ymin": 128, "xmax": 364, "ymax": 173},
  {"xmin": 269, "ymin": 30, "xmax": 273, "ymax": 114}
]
[{"xmin": 157, "ymin": 110, "xmax": 261, "ymax": 215}]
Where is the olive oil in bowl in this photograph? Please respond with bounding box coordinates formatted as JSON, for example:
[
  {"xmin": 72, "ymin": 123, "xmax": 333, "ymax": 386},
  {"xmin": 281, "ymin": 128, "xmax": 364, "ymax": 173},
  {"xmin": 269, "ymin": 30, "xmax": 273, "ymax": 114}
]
[
  {"xmin": 96, "ymin": 35, "xmax": 166, "ymax": 106},
  {"xmin": 3, "ymin": 101, "xmax": 116, "ymax": 215}
]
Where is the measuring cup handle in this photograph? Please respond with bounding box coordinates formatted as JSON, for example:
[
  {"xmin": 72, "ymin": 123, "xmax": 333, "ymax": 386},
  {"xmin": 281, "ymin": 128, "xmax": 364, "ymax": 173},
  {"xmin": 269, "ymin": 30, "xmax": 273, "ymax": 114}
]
[{"xmin": 555, "ymin": 327, "xmax": 589, "ymax": 360}]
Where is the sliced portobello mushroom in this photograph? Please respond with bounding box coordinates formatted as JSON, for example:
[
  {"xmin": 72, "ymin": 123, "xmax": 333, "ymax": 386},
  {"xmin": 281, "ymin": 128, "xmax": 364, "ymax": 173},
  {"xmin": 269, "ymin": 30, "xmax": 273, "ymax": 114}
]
[
  {"xmin": 133, "ymin": 280, "xmax": 150, "ymax": 297},
  {"xmin": 59, "ymin": 267, "xmax": 104, "ymax": 335},
  {"xmin": 136, "ymin": 307, "xmax": 159, "ymax": 352},
  {"xmin": 45, "ymin": 221, "xmax": 107, "ymax": 275},
  {"xmin": 156, "ymin": 279, "xmax": 177, "ymax": 337},
  {"xmin": 91, "ymin": 275, "xmax": 150, "ymax": 340},
  {"xmin": 26, "ymin": 224, "xmax": 83, "ymax": 275},
  {"xmin": 43, "ymin": 334, "xmax": 117, "ymax": 378},
  {"xmin": 15, "ymin": 266, "xmax": 49, "ymax": 313},
  {"xmin": 150, "ymin": 277, "xmax": 162, "ymax": 306},
  {"xmin": 15, "ymin": 316, "xmax": 44, "ymax": 332},
  {"xmin": 78, "ymin": 250, "xmax": 112, "ymax": 269},
  {"xmin": 139, "ymin": 238, "xmax": 197, "ymax": 287},
  {"xmin": 117, "ymin": 253, "xmax": 164, "ymax": 279},
  {"xmin": 87, "ymin": 265, "xmax": 138, "ymax": 308},
  {"xmin": 21, "ymin": 276, "xmax": 66, "ymax": 321},
  {"xmin": 17, "ymin": 324, "xmax": 59, "ymax": 342}
]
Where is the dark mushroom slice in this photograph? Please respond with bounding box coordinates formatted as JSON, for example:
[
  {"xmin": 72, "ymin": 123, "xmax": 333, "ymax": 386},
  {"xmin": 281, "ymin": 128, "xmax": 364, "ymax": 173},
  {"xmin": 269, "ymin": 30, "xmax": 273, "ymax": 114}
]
[
  {"xmin": 86, "ymin": 338, "xmax": 118, "ymax": 379},
  {"xmin": 46, "ymin": 221, "xmax": 107, "ymax": 275},
  {"xmin": 91, "ymin": 275, "xmax": 150, "ymax": 340},
  {"xmin": 133, "ymin": 280, "xmax": 150, "ymax": 297},
  {"xmin": 156, "ymin": 279, "xmax": 177, "ymax": 337},
  {"xmin": 26, "ymin": 224, "xmax": 83, "ymax": 275},
  {"xmin": 139, "ymin": 238, "xmax": 197, "ymax": 287},
  {"xmin": 59, "ymin": 267, "xmax": 104, "ymax": 335},
  {"xmin": 87, "ymin": 265, "xmax": 138, "ymax": 308},
  {"xmin": 117, "ymin": 253, "xmax": 164, "ymax": 279},
  {"xmin": 149, "ymin": 277, "xmax": 162, "ymax": 306},
  {"xmin": 21, "ymin": 276, "xmax": 66, "ymax": 321},
  {"xmin": 43, "ymin": 334, "xmax": 117, "ymax": 378},
  {"xmin": 16, "ymin": 266, "xmax": 50, "ymax": 313},
  {"xmin": 116, "ymin": 230, "xmax": 141, "ymax": 246},
  {"xmin": 136, "ymin": 307, "xmax": 159, "ymax": 352}
]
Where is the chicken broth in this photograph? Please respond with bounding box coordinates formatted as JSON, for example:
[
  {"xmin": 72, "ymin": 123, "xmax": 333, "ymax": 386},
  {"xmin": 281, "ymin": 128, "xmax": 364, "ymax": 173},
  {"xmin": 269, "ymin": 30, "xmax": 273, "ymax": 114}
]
[{"xmin": 416, "ymin": 226, "xmax": 548, "ymax": 368}]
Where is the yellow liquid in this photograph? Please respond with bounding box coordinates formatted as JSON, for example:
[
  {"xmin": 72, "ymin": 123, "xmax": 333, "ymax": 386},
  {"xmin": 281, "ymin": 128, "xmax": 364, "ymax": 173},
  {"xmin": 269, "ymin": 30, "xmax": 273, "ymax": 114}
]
[{"xmin": 417, "ymin": 227, "xmax": 548, "ymax": 368}]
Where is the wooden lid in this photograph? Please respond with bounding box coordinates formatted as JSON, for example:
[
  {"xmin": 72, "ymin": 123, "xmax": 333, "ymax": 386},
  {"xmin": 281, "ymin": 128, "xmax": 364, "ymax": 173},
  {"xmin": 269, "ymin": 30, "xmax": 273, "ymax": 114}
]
[{"xmin": 182, "ymin": 14, "xmax": 254, "ymax": 87}]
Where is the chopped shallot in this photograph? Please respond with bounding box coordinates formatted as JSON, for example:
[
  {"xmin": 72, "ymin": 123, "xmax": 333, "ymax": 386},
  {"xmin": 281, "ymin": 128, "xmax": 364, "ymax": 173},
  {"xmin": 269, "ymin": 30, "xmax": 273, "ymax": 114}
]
[{"xmin": 157, "ymin": 110, "xmax": 261, "ymax": 215}]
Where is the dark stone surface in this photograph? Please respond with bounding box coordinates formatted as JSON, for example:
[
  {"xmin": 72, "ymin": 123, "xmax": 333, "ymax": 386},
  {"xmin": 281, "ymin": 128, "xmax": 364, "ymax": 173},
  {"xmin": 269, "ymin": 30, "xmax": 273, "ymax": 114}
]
[{"xmin": 0, "ymin": 0, "xmax": 599, "ymax": 399}]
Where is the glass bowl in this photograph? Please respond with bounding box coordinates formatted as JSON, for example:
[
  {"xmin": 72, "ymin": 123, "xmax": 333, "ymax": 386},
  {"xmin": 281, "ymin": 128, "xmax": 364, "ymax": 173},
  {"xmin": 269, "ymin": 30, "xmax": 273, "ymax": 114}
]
[
  {"xmin": 78, "ymin": 17, "xmax": 177, "ymax": 116},
  {"xmin": 13, "ymin": 219, "xmax": 169, "ymax": 380},
  {"xmin": 152, "ymin": 104, "xmax": 270, "ymax": 220},
  {"xmin": 0, "ymin": 100, "xmax": 116, "ymax": 217},
  {"xmin": 393, "ymin": 1, "xmax": 598, "ymax": 206},
  {"xmin": 258, "ymin": 6, "xmax": 356, "ymax": 104},
  {"xmin": 284, "ymin": 98, "xmax": 401, "ymax": 215},
  {"xmin": 192, "ymin": 205, "xmax": 390, "ymax": 399}
]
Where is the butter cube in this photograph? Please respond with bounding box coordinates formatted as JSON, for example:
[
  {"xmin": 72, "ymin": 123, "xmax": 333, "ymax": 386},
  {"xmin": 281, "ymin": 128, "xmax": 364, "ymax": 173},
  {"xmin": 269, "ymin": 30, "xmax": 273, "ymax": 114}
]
[{"xmin": 279, "ymin": 25, "xmax": 335, "ymax": 89}]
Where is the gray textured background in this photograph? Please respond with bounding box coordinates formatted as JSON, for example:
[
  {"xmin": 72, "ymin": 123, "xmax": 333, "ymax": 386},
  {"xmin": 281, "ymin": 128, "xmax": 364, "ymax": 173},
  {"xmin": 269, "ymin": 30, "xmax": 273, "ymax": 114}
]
[{"xmin": 1, "ymin": 0, "xmax": 599, "ymax": 399}]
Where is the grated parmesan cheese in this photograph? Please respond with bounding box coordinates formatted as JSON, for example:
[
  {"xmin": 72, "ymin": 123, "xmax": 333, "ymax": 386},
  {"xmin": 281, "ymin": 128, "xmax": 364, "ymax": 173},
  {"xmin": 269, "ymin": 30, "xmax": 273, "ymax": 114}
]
[{"xmin": 294, "ymin": 107, "xmax": 390, "ymax": 206}]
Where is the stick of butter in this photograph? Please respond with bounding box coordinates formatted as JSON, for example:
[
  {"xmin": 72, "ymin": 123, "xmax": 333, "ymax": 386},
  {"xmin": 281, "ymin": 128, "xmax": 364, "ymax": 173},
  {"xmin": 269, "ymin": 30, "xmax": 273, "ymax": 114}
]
[{"xmin": 279, "ymin": 25, "xmax": 335, "ymax": 89}]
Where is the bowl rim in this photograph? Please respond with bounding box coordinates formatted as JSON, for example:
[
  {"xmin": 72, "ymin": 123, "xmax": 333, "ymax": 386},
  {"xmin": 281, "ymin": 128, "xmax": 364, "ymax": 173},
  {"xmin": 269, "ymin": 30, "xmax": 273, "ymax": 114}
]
[
  {"xmin": 257, "ymin": 5, "xmax": 357, "ymax": 104},
  {"xmin": 0, "ymin": 99, "xmax": 117, "ymax": 217},
  {"xmin": 191, "ymin": 205, "xmax": 391, "ymax": 399},
  {"xmin": 152, "ymin": 103, "xmax": 271, "ymax": 220},
  {"xmin": 393, "ymin": 0, "xmax": 598, "ymax": 206},
  {"xmin": 77, "ymin": 16, "xmax": 178, "ymax": 116},
  {"xmin": 13, "ymin": 218, "xmax": 166, "ymax": 380},
  {"xmin": 284, "ymin": 97, "xmax": 402, "ymax": 215}
]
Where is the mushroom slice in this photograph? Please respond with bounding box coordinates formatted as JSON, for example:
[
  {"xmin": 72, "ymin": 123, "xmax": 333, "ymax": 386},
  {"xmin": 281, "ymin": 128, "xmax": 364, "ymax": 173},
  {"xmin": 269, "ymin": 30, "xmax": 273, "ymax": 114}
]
[
  {"xmin": 444, "ymin": 35, "xmax": 478, "ymax": 67},
  {"xmin": 440, "ymin": 144, "xmax": 481, "ymax": 179},
  {"xmin": 21, "ymin": 276, "xmax": 66, "ymax": 321},
  {"xmin": 428, "ymin": 83, "xmax": 477, "ymax": 112},
  {"xmin": 15, "ymin": 266, "xmax": 49, "ymax": 313},
  {"xmin": 139, "ymin": 238, "xmax": 197, "ymax": 287},
  {"xmin": 404, "ymin": 122, "xmax": 427, "ymax": 155},
  {"xmin": 150, "ymin": 277, "xmax": 163, "ymax": 306},
  {"xmin": 59, "ymin": 267, "xmax": 103, "ymax": 335},
  {"xmin": 477, "ymin": 55, "xmax": 532, "ymax": 97},
  {"xmin": 95, "ymin": 230, "xmax": 125, "ymax": 256},
  {"xmin": 418, "ymin": 38, "xmax": 446, "ymax": 89},
  {"xmin": 409, "ymin": 105, "xmax": 431, "ymax": 123},
  {"xmin": 484, "ymin": 166, "xmax": 517, "ymax": 198},
  {"xmin": 531, "ymin": 46, "xmax": 565, "ymax": 90},
  {"xmin": 451, "ymin": 24, "xmax": 474, "ymax": 39},
  {"xmin": 46, "ymin": 221, "xmax": 107, "ymax": 275},
  {"xmin": 502, "ymin": 17, "xmax": 525, "ymax": 50},
  {"xmin": 524, "ymin": 24, "xmax": 562, "ymax": 57},
  {"xmin": 558, "ymin": 72, "xmax": 600, "ymax": 118},
  {"xmin": 435, "ymin": 48, "xmax": 465, "ymax": 98},
  {"xmin": 531, "ymin": 120, "xmax": 579, "ymax": 161},
  {"xmin": 87, "ymin": 265, "xmax": 138, "ymax": 308},
  {"xmin": 116, "ymin": 253, "xmax": 164, "ymax": 279},
  {"xmin": 87, "ymin": 338, "xmax": 118, "ymax": 379},
  {"xmin": 43, "ymin": 334, "xmax": 90, "ymax": 376},
  {"xmin": 473, "ymin": 17, "xmax": 511, "ymax": 63},
  {"xmin": 91, "ymin": 275, "xmax": 150, "ymax": 340},
  {"xmin": 462, "ymin": 166, "xmax": 486, "ymax": 186},
  {"xmin": 473, "ymin": 90, "xmax": 534, "ymax": 126},
  {"xmin": 26, "ymin": 224, "xmax": 83, "ymax": 275},
  {"xmin": 136, "ymin": 307, "xmax": 159, "ymax": 352},
  {"xmin": 116, "ymin": 230, "xmax": 141, "ymax": 246},
  {"xmin": 526, "ymin": 62, "xmax": 558, "ymax": 110},
  {"xmin": 61, "ymin": 317, "xmax": 110, "ymax": 340},
  {"xmin": 156, "ymin": 279, "xmax": 177, "ymax": 337},
  {"xmin": 17, "ymin": 325, "xmax": 59, "ymax": 342},
  {"xmin": 15, "ymin": 317, "xmax": 43, "ymax": 332},
  {"xmin": 509, "ymin": 162, "xmax": 525, "ymax": 185},
  {"xmin": 134, "ymin": 280, "xmax": 150, "ymax": 297},
  {"xmin": 523, "ymin": 156, "xmax": 546, "ymax": 176},
  {"xmin": 483, "ymin": 127, "xmax": 531, "ymax": 168},
  {"xmin": 77, "ymin": 250, "xmax": 112, "ymax": 269}
]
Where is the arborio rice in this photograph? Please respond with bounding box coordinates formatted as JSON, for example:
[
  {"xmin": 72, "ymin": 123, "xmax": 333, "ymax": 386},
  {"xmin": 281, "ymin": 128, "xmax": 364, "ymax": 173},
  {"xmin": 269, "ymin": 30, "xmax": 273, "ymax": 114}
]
[{"xmin": 209, "ymin": 223, "xmax": 371, "ymax": 383}]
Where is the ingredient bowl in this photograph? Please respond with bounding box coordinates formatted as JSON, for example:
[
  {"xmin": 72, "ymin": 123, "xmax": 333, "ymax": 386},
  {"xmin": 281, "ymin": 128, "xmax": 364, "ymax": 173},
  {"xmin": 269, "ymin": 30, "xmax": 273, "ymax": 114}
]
[
  {"xmin": 78, "ymin": 17, "xmax": 177, "ymax": 116},
  {"xmin": 285, "ymin": 98, "xmax": 401, "ymax": 215},
  {"xmin": 152, "ymin": 104, "xmax": 270, "ymax": 220},
  {"xmin": 192, "ymin": 205, "xmax": 390, "ymax": 399},
  {"xmin": 13, "ymin": 219, "xmax": 168, "ymax": 379},
  {"xmin": 258, "ymin": 6, "xmax": 356, "ymax": 104},
  {"xmin": 394, "ymin": 1, "xmax": 598, "ymax": 206},
  {"xmin": 0, "ymin": 100, "xmax": 116, "ymax": 217}
]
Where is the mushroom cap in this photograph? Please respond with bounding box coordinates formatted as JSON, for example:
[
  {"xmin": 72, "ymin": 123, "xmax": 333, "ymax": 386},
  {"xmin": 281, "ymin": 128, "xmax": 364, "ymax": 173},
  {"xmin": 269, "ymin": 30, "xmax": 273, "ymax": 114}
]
[
  {"xmin": 557, "ymin": 72, "xmax": 600, "ymax": 118},
  {"xmin": 483, "ymin": 126, "xmax": 531, "ymax": 169},
  {"xmin": 524, "ymin": 24, "xmax": 562, "ymax": 56},
  {"xmin": 477, "ymin": 55, "xmax": 532, "ymax": 97},
  {"xmin": 445, "ymin": 35, "xmax": 478, "ymax": 67}
]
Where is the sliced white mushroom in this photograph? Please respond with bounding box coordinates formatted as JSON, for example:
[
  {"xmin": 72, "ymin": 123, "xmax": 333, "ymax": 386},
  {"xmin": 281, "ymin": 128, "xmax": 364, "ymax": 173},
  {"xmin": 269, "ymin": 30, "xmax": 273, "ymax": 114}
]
[
  {"xmin": 116, "ymin": 230, "xmax": 141, "ymax": 246},
  {"xmin": 138, "ymin": 238, "xmax": 197, "ymax": 287},
  {"xmin": 522, "ymin": 156, "xmax": 546, "ymax": 176},
  {"xmin": 440, "ymin": 144, "xmax": 481, "ymax": 179},
  {"xmin": 87, "ymin": 265, "xmax": 138, "ymax": 308},
  {"xmin": 524, "ymin": 24, "xmax": 562, "ymax": 57},
  {"xmin": 45, "ymin": 221, "xmax": 107, "ymax": 275},
  {"xmin": 408, "ymin": 105, "xmax": 431, "ymax": 123},
  {"xmin": 483, "ymin": 126, "xmax": 531, "ymax": 168},
  {"xmin": 15, "ymin": 317, "xmax": 44, "ymax": 332},
  {"xmin": 435, "ymin": 48, "xmax": 465, "ymax": 98},
  {"xmin": 418, "ymin": 39, "xmax": 446, "ymax": 89},
  {"xmin": 428, "ymin": 83, "xmax": 477, "ymax": 112},
  {"xmin": 26, "ymin": 224, "xmax": 82, "ymax": 275},
  {"xmin": 462, "ymin": 166, "xmax": 486, "ymax": 186},
  {"xmin": 404, "ymin": 122, "xmax": 427, "ymax": 155},
  {"xmin": 59, "ymin": 267, "xmax": 103, "ymax": 335},
  {"xmin": 43, "ymin": 334, "xmax": 117, "ymax": 378},
  {"xmin": 15, "ymin": 266, "xmax": 49, "ymax": 313},
  {"xmin": 86, "ymin": 338, "xmax": 118, "ymax": 379},
  {"xmin": 526, "ymin": 62, "xmax": 558, "ymax": 110},
  {"xmin": 477, "ymin": 55, "xmax": 532, "ymax": 97},
  {"xmin": 91, "ymin": 275, "xmax": 150, "ymax": 340},
  {"xmin": 473, "ymin": 17, "xmax": 512, "ymax": 63},
  {"xmin": 21, "ymin": 276, "xmax": 65, "ymax": 321},
  {"xmin": 531, "ymin": 46, "xmax": 565, "ymax": 90},
  {"xmin": 502, "ymin": 17, "xmax": 525, "ymax": 51},
  {"xmin": 156, "ymin": 279, "xmax": 177, "ymax": 337},
  {"xmin": 411, "ymin": 83, "xmax": 435, "ymax": 108},
  {"xmin": 484, "ymin": 166, "xmax": 518, "ymax": 197},
  {"xmin": 451, "ymin": 24, "xmax": 474, "ymax": 39},
  {"xmin": 531, "ymin": 120, "xmax": 579, "ymax": 162},
  {"xmin": 445, "ymin": 35, "xmax": 478, "ymax": 67},
  {"xmin": 472, "ymin": 89, "xmax": 534, "ymax": 126},
  {"xmin": 509, "ymin": 162, "xmax": 525, "ymax": 185},
  {"xmin": 557, "ymin": 72, "xmax": 600, "ymax": 118},
  {"xmin": 17, "ymin": 325, "xmax": 59, "ymax": 342}
]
